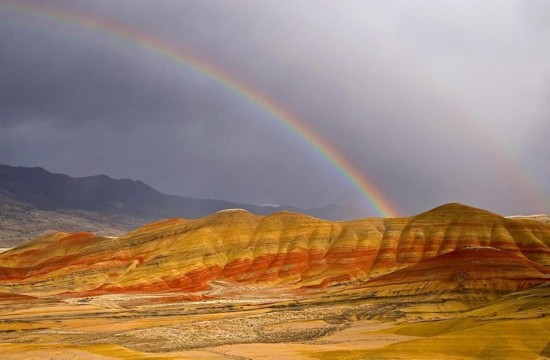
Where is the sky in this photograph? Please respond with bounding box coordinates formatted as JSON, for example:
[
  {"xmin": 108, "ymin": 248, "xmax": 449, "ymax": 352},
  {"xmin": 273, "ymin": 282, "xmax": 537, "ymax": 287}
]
[{"xmin": 0, "ymin": 0, "xmax": 549, "ymax": 216}]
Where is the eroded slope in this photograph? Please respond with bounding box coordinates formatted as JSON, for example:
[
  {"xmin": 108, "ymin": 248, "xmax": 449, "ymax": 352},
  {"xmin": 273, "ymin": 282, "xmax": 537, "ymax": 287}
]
[{"xmin": 0, "ymin": 204, "xmax": 549, "ymax": 298}]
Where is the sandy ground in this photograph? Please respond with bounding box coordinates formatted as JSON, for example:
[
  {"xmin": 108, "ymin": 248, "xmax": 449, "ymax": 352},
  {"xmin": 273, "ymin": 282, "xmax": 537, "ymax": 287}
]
[
  {"xmin": 0, "ymin": 288, "xmax": 549, "ymax": 359},
  {"xmin": 0, "ymin": 292, "xmax": 415, "ymax": 359},
  {"xmin": 209, "ymin": 321, "xmax": 417, "ymax": 359}
]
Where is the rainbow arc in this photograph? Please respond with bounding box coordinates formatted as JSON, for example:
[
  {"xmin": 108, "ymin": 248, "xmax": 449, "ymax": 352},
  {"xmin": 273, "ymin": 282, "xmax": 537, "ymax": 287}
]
[{"xmin": 0, "ymin": 1, "xmax": 398, "ymax": 217}]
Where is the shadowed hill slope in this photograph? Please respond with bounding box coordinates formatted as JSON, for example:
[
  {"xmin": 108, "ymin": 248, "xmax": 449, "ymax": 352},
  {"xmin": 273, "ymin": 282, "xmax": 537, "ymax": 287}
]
[
  {"xmin": 0, "ymin": 204, "xmax": 549, "ymax": 298},
  {"xmin": 363, "ymin": 247, "xmax": 550, "ymax": 295}
]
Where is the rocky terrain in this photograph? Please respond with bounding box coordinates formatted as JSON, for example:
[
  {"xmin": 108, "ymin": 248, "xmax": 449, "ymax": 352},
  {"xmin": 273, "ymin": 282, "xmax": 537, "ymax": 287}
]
[
  {"xmin": 0, "ymin": 194, "xmax": 144, "ymax": 248},
  {"xmin": 0, "ymin": 203, "xmax": 549, "ymax": 359}
]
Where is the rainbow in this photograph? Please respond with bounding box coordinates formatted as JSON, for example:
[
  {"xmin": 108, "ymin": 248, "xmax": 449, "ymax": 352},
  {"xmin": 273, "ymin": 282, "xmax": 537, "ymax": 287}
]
[{"xmin": 0, "ymin": 1, "xmax": 398, "ymax": 217}]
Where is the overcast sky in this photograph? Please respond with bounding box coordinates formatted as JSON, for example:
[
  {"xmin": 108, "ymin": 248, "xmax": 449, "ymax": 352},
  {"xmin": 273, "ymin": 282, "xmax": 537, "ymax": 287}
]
[{"xmin": 0, "ymin": 0, "xmax": 549, "ymax": 216}]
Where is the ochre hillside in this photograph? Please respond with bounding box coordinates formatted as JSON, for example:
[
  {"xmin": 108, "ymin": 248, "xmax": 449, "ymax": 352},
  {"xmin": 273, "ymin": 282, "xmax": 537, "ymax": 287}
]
[
  {"xmin": 0, "ymin": 204, "xmax": 549, "ymax": 298},
  {"xmin": 363, "ymin": 247, "xmax": 550, "ymax": 295}
]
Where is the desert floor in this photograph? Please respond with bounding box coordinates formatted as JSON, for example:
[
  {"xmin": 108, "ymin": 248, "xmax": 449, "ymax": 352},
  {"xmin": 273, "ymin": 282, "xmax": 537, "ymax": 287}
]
[{"xmin": 1, "ymin": 287, "xmax": 549, "ymax": 359}]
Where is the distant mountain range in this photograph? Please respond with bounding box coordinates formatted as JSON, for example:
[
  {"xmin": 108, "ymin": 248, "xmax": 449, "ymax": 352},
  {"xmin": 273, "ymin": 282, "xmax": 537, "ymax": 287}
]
[{"xmin": 0, "ymin": 164, "xmax": 362, "ymax": 246}]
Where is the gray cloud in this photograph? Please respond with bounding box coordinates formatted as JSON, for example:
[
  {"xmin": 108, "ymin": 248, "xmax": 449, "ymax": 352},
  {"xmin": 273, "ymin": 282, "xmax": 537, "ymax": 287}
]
[{"xmin": 0, "ymin": 0, "xmax": 549, "ymax": 216}]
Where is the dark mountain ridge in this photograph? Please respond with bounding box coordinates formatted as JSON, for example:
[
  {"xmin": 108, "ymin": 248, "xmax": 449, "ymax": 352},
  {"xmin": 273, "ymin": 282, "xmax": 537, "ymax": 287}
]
[{"xmin": 0, "ymin": 164, "xmax": 361, "ymax": 220}]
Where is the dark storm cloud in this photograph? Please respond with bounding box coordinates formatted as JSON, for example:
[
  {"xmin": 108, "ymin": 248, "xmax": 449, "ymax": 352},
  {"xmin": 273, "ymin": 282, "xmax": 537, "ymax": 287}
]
[{"xmin": 1, "ymin": 0, "xmax": 549, "ymax": 215}]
